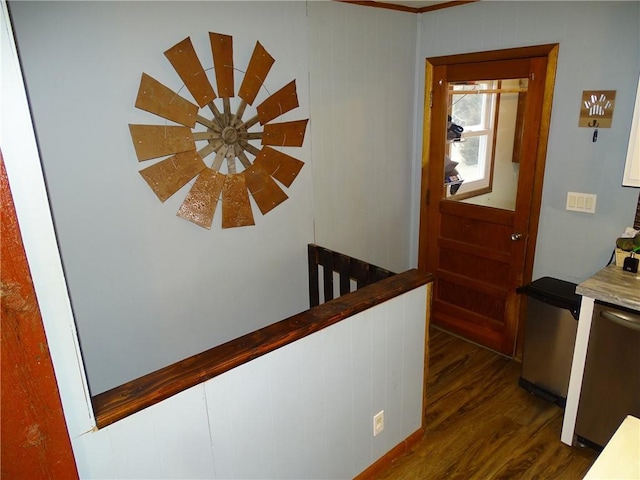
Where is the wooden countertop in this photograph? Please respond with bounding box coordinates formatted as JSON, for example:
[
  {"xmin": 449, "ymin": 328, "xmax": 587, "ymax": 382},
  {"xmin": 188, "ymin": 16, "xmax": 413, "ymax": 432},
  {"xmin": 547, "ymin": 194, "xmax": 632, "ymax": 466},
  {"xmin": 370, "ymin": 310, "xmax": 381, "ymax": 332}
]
[{"xmin": 576, "ymin": 265, "xmax": 640, "ymax": 311}]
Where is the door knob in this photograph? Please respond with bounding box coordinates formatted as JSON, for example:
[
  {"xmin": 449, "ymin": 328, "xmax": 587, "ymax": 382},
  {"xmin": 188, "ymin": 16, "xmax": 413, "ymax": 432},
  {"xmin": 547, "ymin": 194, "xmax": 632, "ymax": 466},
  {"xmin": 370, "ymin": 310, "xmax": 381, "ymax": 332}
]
[{"xmin": 511, "ymin": 233, "xmax": 523, "ymax": 241}]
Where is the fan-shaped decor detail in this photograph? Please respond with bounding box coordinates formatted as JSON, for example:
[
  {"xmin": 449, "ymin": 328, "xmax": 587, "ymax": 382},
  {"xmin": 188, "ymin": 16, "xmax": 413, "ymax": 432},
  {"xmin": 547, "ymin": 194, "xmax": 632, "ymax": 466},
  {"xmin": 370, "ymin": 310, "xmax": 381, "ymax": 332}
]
[{"xmin": 130, "ymin": 32, "xmax": 308, "ymax": 229}]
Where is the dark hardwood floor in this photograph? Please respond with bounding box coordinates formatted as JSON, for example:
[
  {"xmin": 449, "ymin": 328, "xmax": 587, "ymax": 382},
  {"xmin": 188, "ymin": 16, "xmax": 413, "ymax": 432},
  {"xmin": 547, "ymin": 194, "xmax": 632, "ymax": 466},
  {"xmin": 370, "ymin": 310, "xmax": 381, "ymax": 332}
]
[{"xmin": 377, "ymin": 327, "xmax": 599, "ymax": 479}]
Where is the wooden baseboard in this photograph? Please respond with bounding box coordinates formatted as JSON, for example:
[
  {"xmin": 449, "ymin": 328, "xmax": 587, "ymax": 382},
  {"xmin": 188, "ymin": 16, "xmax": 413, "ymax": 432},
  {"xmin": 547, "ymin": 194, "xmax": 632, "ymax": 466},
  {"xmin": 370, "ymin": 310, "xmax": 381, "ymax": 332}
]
[{"xmin": 354, "ymin": 427, "xmax": 425, "ymax": 480}]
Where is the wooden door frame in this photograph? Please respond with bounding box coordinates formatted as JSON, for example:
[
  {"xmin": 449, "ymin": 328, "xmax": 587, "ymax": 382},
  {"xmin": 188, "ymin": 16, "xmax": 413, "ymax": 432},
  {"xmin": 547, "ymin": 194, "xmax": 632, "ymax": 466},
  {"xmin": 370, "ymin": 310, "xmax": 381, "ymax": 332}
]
[
  {"xmin": 417, "ymin": 44, "xmax": 559, "ymax": 358},
  {"xmin": 1, "ymin": 153, "xmax": 79, "ymax": 479}
]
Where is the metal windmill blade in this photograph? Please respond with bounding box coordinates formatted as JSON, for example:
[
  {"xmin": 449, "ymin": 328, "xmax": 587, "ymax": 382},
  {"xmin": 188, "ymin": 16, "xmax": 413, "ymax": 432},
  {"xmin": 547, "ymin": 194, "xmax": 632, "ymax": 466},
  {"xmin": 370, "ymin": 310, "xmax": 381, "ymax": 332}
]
[
  {"xmin": 176, "ymin": 168, "xmax": 225, "ymax": 229},
  {"xmin": 238, "ymin": 41, "xmax": 275, "ymax": 107},
  {"xmin": 209, "ymin": 32, "xmax": 234, "ymax": 100},
  {"xmin": 262, "ymin": 120, "xmax": 308, "ymax": 147},
  {"xmin": 255, "ymin": 80, "xmax": 300, "ymax": 126},
  {"xmin": 134, "ymin": 73, "xmax": 199, "ymax": 128},
  {"xmin": 221, "ymin": 173, "xmax": 254, "ymax": 228},
  {"xmin": 253, "ymin": 146, "xmax": 304, "ymax": 188},
  {"xmin": 164, "ymin": 37, "xmax": 216, "ymax": 107},
  {"xmin": 139, "ymin": 151, "xmax": 206, "ymax": 202},
  {"xmin": 129, "ymin": 124, "xmax": 195, "ymax": 161}
]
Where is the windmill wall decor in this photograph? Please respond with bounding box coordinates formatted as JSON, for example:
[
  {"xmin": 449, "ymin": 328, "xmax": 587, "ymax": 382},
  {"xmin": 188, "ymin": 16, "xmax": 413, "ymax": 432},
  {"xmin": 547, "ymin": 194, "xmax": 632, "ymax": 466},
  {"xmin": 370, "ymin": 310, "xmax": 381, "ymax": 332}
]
[{"xmin": 129, "ymin": 33, "xmax": 308, "ymax": 229}]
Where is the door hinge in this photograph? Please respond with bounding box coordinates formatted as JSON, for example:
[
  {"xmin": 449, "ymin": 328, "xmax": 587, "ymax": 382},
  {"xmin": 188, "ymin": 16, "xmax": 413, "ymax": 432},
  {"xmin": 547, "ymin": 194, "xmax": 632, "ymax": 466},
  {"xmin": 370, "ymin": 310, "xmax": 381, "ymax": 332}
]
[{"xmin": 429, "ymin": 91, "xmax": 433, "ymax": 108}]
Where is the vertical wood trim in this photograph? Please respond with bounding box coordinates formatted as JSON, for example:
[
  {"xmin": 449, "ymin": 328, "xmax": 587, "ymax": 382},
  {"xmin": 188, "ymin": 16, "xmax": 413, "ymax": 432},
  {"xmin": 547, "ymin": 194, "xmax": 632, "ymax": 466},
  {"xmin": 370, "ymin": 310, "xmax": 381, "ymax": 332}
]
[
  {"xmin": 308, "ymin": 244, "xmax": 320, "ymax": 307},
  {"xmin": 423, "ymin": 63, "xmax": 448, "ymax": 278},
  {"xmin": 320, "ymin": 247, "xmax": 335, "ymax": 302},
  {"xmin": 487, "ymin": 80, "xmax": 501, "ymax": 191},
  {"xmin": 335, "ymin": 253, "xmax": 352, "ymax": 296},
  {"xmin": 0, "ymin": 153, "xmax": 79, "ymax": 480},
  {"xmin": 351, "ymin": 258, "xmax": 371, "ymax": 289},
  {"xmin": 418, "ymin": 60, "xmax": 435, "ymax": 272},
  {"xmin": 501, "ymin": 56, "xmax": 547, "ymax": 355},
  {"xmin": 515, "ymin": 44, "xmax": 559, "ymax": 359},
  {"xmin": 422, "ymin": 282, "xmax": 433, "ymax": 429},
  {"xmin": 512, "ymin": 82, "xmax": 528, "ymax": 163}
]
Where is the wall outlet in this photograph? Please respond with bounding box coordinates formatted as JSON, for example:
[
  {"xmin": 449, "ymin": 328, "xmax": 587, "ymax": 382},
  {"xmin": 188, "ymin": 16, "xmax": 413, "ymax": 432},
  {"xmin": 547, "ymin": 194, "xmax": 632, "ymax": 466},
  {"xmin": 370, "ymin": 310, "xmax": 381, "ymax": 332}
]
[{"xmin": 373, "ymin": 410, "xmax": 384, "ymax": 436}]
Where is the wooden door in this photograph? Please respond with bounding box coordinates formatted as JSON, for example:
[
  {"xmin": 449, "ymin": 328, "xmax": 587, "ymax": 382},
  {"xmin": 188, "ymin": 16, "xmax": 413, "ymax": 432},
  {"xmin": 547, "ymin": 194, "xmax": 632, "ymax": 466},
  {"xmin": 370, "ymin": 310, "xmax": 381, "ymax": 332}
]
[
  {"xmin": 418, "ymin": 46, "xmax": 558, "ymax": 356},
  {"xmin": 1, "ymin": 153, "xmax": 79, "ymax": 479}
]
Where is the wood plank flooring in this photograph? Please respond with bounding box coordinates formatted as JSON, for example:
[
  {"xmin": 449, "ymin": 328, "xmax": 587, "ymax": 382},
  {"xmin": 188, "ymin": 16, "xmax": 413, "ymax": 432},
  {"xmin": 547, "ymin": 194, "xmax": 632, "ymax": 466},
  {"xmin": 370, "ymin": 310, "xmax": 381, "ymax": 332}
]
[{"xmin": 377, "ymin": 327, "xmax": 599, "ymax": 479}]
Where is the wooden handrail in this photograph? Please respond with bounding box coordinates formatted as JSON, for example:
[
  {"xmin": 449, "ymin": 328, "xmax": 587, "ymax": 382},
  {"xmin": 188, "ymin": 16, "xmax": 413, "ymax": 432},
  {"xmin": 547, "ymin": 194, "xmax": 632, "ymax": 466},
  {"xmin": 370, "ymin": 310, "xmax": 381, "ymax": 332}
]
[{"xmin": 92, "ymin": 269, "xmax": 433, "ymax": 428}]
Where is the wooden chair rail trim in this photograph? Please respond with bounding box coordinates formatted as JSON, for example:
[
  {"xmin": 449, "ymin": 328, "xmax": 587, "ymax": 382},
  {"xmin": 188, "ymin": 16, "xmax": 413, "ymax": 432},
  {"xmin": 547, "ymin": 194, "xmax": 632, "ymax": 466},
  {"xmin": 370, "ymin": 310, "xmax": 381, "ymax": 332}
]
[{"xmin": 92, "ymin": 268, "xmax": 433, "ymax": 428}]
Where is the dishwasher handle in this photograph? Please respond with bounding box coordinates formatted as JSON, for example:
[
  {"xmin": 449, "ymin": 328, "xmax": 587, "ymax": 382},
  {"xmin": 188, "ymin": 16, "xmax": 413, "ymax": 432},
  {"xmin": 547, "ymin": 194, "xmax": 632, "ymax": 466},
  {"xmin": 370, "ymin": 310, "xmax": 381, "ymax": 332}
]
[{"xmin": 600, "ymin": 309, "xmax": 640, "ymax": 332}]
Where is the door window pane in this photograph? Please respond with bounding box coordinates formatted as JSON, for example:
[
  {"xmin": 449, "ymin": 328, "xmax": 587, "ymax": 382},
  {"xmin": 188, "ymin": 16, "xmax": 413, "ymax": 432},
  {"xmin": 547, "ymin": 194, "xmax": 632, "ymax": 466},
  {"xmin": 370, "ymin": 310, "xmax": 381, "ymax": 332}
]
[
  {"xmin": 451, "ymin": 136, "xmax": 484, "ymax": 182},
  {"xmin": 444, "ymin": 79, "xmax": 527, "ymax": 212}
]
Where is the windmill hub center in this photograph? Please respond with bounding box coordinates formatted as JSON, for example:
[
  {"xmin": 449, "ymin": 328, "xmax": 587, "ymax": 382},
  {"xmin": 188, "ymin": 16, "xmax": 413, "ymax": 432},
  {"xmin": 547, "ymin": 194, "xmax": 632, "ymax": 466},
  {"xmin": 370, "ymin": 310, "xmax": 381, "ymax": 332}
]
[{"xmin": 222, "ymin": 126, "xmax": 239, "ymax": 145}]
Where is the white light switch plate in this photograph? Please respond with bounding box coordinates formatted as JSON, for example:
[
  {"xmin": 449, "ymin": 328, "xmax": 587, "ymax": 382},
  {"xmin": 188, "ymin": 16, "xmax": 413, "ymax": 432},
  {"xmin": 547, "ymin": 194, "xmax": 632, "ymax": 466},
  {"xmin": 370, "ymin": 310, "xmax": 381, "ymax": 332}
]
[{"xmin": 567, "ymin": 192, "xmax": 597, "ymax": 213}]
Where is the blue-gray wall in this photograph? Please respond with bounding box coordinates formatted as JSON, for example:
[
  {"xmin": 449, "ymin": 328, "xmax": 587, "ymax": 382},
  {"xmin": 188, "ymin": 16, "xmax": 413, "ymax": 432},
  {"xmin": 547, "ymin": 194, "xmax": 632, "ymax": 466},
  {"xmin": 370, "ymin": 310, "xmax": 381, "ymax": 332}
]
[
  {"xmin": 9, "ymin": 0, "xmax": 640, "ymax": 395},
  {"xmin": 10, "ymin": 1, "xmax": 316, "ymax": 394},
  {"xmin": 416, "ymin": 1, "xmax": 640, "ymax": 283}
]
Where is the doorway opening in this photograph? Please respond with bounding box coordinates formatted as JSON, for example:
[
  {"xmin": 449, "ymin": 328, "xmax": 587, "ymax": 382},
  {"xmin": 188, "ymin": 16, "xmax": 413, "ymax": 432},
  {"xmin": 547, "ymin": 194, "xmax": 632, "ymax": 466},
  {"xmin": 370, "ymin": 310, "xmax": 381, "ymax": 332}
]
[{"xmin": 418, "ymin": 44, "xmax": 559, "ymax": 357}]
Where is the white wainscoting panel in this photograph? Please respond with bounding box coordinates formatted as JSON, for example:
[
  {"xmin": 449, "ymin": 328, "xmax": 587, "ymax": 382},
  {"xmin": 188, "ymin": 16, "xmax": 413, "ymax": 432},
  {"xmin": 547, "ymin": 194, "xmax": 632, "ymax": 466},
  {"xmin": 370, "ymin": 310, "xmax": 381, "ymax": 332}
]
[{"xmin": 69, "ymin": 285, "xmax": 427, "ymax": 479}]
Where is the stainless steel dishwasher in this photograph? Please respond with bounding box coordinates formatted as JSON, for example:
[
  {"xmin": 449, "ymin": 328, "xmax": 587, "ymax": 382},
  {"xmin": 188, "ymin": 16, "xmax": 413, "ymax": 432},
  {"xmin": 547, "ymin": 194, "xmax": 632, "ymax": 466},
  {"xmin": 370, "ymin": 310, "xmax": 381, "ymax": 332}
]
[{"xmin": 574, "ymin": 301, "xmax": 640, "ymax": 449}]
